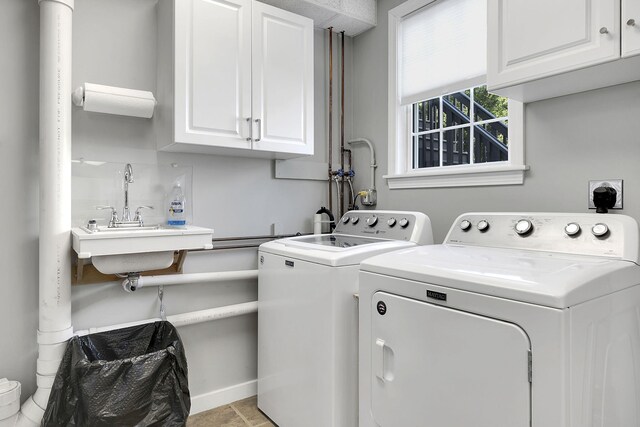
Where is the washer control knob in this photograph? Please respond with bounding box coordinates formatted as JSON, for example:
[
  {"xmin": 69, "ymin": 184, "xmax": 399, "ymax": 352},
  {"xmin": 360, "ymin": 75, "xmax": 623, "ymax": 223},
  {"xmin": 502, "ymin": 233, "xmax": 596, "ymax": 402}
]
[
  {"xmin": 367, "ymin": 216, "xmax": 378, "ymax": 227},
  {"xmin": 515, "ymin": 219, "xmax": 533, "ymax": 235},
  {"xmin": 399, "ymin": 218, "xmax": 410, "ymax": 228},
  {"xmin": 350, "ymin": 216, "xmax": 359, "ymax": 225},
  {"xmin": 342, "ymin": 216, "xmax": 350, "ymax": 224},
  {"xmin": 477, "ymin": 220, "xmax": 490, "ymax": 232},
  {"xmin": 564, "ymin": 222, "xmax": 581, "ymax": 236},
  {"xmin": 387, "ymin": 218, "xmax": 397, "ymax": 227},
  {"xmin": 460, "ymin": 219, "xmax": 472, "ymax": 231},
  {"xmin": 592, "ymin": 223, "xmax": 609, "ymax": 237}
]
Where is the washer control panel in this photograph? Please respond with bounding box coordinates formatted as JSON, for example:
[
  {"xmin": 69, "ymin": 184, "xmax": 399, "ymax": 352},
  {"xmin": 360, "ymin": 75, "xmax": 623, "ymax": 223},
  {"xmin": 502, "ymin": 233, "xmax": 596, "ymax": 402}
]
[
  {"xmin": 446, "ymin": 213, "xmax": 639, "ymax": 260},
  {"xmin": 334, "ymin": 210, "xmax": 430, "ymax": 243}
]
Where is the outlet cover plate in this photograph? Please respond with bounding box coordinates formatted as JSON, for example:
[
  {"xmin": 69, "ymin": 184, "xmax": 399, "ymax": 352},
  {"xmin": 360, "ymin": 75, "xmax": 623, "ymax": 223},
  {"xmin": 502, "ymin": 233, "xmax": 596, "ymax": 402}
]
[{"xmin": 588, "ymin": 179, "xmax": 623, "ymax": 209}]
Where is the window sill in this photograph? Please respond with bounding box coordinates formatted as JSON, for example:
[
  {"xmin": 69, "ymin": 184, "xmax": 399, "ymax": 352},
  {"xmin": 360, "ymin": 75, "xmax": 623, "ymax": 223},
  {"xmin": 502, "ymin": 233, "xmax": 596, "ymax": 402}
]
[{"xmin": 384, "ymin": 164, "xmax": 529, "ymax": 189}]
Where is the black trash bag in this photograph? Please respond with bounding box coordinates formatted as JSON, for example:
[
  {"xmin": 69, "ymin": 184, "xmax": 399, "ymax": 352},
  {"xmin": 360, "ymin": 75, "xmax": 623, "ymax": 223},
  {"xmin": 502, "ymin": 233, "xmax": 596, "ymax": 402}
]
[{"xmin": 42, "ymin": 321, "xmax": 190, "ymax": 426}]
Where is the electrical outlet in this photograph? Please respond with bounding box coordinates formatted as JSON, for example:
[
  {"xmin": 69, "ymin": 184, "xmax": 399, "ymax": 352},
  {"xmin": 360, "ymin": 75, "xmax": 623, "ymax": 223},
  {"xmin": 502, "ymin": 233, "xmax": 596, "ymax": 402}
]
[{"xmin": 588, "ymin": 179, "xmax": 623, "ymax": 209}]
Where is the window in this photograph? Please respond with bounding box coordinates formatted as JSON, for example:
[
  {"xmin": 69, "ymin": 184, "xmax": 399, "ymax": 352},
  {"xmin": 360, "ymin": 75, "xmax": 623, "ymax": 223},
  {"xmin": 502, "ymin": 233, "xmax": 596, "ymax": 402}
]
[
  {"xmin": 387, "ymin": 0, "xmax": 527, "ymax": 189},
  {"xmin": 412, "ymin": 85, "xmax": 509, "ymax": 169}
]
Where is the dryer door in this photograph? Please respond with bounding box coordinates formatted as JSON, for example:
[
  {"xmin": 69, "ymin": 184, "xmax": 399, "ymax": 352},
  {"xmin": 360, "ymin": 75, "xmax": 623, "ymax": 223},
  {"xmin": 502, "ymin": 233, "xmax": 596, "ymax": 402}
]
[{"xmin": 370, "ymin": 291, "xmax": 531, "ymax": 427}]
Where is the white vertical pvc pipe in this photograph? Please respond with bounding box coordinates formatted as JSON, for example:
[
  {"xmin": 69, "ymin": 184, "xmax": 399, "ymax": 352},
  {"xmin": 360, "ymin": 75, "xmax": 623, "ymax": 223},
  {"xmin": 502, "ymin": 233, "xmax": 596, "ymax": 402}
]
[
  {"xmin": 16, "ymin": 1, "xmax": 74, "ymax": 425},
  {"xmin": 38, "ymin": 0, "xmax": 73, "ymax": 332}
]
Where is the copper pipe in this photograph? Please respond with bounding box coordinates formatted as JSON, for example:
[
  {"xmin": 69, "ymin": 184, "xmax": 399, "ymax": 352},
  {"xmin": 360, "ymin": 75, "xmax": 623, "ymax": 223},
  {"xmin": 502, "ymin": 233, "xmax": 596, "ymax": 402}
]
[
  {"xmin": 340, "ymin": 31, "xmax": 346, "ymax": 217},
  {"xmin": 327, "ymin": 27, "xmax": 334, "ymax": 216}
]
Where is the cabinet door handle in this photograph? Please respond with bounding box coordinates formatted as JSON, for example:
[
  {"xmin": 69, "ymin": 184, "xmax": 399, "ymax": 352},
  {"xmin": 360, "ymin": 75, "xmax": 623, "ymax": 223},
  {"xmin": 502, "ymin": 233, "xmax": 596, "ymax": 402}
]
[
  {"xmin": 599, "ymin": 26, "xmax": 609, "ymax": 34},
  {"xmin": 246, "ymin": 117, "xmax": 252, "ymax": 142},
  {"xmin": 627, "ymin": 19, "xmax": 636, "ymax": 27},
  {"xmin": 255, "ymin": 118, "xmax": 262, "ymax": 142}
]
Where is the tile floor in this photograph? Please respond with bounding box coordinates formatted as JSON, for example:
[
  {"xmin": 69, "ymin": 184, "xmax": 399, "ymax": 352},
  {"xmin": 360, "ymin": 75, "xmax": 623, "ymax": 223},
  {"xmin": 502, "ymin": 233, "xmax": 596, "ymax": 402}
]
[{"xmin": 187, "ymin": 396, "xmax": 276, "ymax": 427}]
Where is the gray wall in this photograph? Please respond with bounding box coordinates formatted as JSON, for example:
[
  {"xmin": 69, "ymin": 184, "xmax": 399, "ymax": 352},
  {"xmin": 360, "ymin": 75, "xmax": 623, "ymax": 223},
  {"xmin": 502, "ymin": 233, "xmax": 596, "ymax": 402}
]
[
  {"xmin": 351, "ymin": 0, "xmax": 640, "ymax": 243},
  {"xmin": 1, "ymin": 0, "xmax": 347, "ymax": 405}
]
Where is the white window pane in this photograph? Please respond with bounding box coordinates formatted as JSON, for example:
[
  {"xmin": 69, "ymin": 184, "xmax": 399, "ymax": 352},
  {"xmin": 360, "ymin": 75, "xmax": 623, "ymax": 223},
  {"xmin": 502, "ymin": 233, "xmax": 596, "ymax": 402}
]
[{"xmin": 400, "ymin": 0, "xmax": 487, "ymax": 105}]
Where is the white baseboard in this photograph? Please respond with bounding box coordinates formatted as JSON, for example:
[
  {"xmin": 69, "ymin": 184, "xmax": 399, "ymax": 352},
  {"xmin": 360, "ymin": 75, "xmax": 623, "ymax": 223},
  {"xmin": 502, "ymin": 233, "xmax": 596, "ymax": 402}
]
[{"xmin": 190, "ymin": 379, "xmax": 258, "ymax": 415}]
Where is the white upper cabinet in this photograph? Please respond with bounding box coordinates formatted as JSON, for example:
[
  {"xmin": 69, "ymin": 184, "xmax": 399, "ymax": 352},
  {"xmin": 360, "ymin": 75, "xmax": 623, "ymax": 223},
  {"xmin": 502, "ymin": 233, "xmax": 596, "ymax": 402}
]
[
  {"xmin": 487, "ymin": 0, "xmax": 640, "ymax": 102},
  {"xmin": 488, "ymin": 0, "xmax": 619, "ymax": 88},
  {"xmin": 622, "ymin": 0, "xmax": 640, "ymax": 57},
  {"xmin": 175, "ymin": 0, "xmax": 252, "ymax": 151},
  {"xmin": 158, "ymin": 0, "xmax": 314, "ymax": 158},
  {"xmin": 251, "ymin": 2, "xmax": 314, "ymax": 156}
]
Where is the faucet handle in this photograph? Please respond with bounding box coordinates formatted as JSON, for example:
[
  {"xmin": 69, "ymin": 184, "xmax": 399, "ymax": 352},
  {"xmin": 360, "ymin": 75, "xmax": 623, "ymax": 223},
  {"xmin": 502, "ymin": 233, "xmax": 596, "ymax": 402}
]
[
  {"xmin": 134, "ymin": 205, "xmax": 154, "ymax": 225},
  {"xmin": 96, "ymin": 205, "xmax": 117, "ymax": 216},
  {"xmin": 134, "ymin": 205, "xmax": 154, "ymax": 215},
  {"xmin": 96, "ymin": 205, "xmax": 119, "ymax": 227}
]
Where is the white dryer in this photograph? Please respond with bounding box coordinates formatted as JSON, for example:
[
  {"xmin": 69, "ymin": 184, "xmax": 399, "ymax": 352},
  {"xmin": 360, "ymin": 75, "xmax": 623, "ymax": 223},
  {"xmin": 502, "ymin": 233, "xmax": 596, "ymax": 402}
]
[
  {"xmin": 258, "ymin": 210, "xmax": 433, "ymax": 427},
  {"xmin": 359, "ymin": 212, "xmax": 640, "ymax": 427}
]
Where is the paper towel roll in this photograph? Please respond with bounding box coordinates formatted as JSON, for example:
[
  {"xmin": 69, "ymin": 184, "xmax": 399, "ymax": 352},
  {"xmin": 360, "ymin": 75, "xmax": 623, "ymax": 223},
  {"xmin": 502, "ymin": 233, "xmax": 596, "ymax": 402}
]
[{"xmin": 72, "ymin": 83, "xmax": 156, "ymax": 118}]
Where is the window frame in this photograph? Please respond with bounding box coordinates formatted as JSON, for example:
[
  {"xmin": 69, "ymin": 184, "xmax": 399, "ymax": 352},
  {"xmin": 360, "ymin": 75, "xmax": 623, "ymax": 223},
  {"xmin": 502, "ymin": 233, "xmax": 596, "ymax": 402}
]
[{"xmin": 386, "ymin": 0, "xmax": 528, "ymax": 189}]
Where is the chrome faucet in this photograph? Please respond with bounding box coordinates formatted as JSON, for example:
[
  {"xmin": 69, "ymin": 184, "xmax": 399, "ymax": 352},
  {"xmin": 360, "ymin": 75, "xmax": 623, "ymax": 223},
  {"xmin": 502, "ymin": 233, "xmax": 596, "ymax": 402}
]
[
  {"xmin": 123, "ymin": 163, "xmax": 134, "ymax": 222},
  {"xmin": 94, "ymin": 163, "xmax": 154, "ymax": 229}
]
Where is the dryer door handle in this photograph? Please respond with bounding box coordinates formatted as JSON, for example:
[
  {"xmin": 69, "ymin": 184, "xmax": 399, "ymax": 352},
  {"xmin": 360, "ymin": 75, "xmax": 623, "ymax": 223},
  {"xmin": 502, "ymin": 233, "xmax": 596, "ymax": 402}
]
[
  {"xmin": 374, "ymin": 338, "xmax": 394, "ymax": 382},
  {"xmin": 374, "ymin": 339, "xmax": 386, "ymax": 381}
]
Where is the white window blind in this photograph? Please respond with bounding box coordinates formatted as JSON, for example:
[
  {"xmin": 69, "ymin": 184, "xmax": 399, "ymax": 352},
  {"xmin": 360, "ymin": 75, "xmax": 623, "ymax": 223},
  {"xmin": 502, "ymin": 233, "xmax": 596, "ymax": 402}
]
[{"xmin": 399, "ymin": 0, "xmax": 487, "ymax": 105}]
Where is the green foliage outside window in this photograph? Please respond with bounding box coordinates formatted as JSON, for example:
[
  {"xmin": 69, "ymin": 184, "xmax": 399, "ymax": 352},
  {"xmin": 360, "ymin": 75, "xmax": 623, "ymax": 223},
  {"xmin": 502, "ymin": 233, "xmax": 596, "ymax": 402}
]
[{"xmin": 474, "ymin": 86, "xmax": 508, "ymax": 119}]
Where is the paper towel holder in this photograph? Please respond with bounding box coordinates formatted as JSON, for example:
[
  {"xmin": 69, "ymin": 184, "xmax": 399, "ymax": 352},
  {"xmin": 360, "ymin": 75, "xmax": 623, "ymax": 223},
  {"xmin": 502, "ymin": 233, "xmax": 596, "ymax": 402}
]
[{"xmin": 72, "ymin": 82, "xmax": 157, "ymax": 119}]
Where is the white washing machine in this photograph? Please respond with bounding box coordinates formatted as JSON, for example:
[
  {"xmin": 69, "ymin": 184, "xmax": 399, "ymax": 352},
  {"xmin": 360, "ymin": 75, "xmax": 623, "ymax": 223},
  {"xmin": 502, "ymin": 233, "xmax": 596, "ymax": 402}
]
[
  {"xmin": 359, "ymin": 212, "xmax": 640, "ymax": 427},
  {"xmin": 258, "ymin": 210, "xmax": 433, "ymax": 427}
]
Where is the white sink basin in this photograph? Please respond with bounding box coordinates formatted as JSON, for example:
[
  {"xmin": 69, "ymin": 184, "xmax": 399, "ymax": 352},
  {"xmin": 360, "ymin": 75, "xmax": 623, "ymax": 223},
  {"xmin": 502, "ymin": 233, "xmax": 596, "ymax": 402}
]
[
  {"xmin": 92, "ymin": 251, "xmax": 175, "ymax": 274},
  {"xmin": 71, "ymin": 225, "xmax": 214, "ymax": 274}
]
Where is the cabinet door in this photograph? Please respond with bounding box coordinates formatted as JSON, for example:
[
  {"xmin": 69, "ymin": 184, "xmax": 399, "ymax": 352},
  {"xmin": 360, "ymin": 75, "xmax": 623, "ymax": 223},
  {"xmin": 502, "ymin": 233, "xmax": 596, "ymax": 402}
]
[
  {"xmin": 174, "ymin": 0, "xmax": 252, "ymax": 150},
  {"xmin": 251, "ymin": 1, "xmax": 314, "ymax": 156},
  {"xmin": 623, "ymin": 0, "xmax": 640, "ymax": 57},
  {"xmin": 488, "ymin": 0, "xmax": 620, "ymax": 90}
]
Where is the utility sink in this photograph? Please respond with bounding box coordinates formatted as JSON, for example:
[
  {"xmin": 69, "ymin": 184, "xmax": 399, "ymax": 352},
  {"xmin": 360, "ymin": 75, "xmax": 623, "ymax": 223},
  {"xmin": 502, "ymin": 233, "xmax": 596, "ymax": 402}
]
[{"xmin": 71, "ymin": 225, "xmax": 214, "ymax": 274}]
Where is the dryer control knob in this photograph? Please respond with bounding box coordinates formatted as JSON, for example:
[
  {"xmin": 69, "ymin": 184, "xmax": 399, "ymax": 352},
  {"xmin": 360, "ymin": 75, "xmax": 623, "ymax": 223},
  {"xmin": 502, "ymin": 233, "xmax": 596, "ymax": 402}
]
[
  {"xmin": 341, "ymin": 216, "xmax": 350, "ymax": 224},
  {"xmin": 460, "ymin": 219, "xmax": 472, "ymax": 231},
  {"xmin": 367, "ymin": 216, "xmax": 378, "ymax": 227},
  {"xmin": 515, "ymin": 219, "xmax": 533, "ymax": 235},
  {"xmin": 477, "ymin": 220, "xmax": 490, "ymax": 232},
  {"xmin": 564, "ymin": 222, "xmax": 581, "ymax": 236},
  {"xmin": 387, "ymin": 218, "xmax": 397, "ymax": 227},
  {"xmin": 399, "ymin": 218, "xmax": 410, "ymax": 228},
  {"xmin": 592, "ymin": 223, "xmax": 609, "ymax": 237},
  {"xmin": 350, "ymin": 216, "xmax": 359, "ymax": 224}
]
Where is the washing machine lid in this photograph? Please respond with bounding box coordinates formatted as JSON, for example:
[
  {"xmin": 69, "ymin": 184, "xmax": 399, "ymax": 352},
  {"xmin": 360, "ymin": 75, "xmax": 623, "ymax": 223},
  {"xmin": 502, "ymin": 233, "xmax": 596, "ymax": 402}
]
[
  {"xmin": 260, "ymin": 234, "xmax": 416, "ymax": 267},
  {"xmin": 285, "ymin": 234, "xmax": 387, "ymax": 249},
  {"xmin": 361, "ymin": 245, "xmax": 640, "ymax": 308}
]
